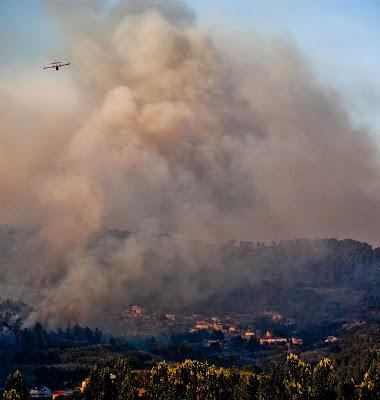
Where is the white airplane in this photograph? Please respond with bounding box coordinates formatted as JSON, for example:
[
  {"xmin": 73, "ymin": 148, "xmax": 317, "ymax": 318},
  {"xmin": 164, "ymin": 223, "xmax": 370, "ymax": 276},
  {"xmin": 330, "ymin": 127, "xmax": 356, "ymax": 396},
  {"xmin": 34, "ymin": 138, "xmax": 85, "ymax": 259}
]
[{"xmin": 43, "ymin": 61, "xmax": 71, "ymax": 71}]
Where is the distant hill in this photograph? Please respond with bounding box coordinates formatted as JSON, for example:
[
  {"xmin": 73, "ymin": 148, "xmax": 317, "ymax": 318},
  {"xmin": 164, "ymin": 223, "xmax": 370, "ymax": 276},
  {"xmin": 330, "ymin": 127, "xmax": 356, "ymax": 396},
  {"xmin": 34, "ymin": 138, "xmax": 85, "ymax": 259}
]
[
  {"xmin": 85, "ymin": 229, "xmax": 380, "ymax": 328},
  {"xmin": 92, "ymin": 231, "xmax": 380, "ymax": 326},
  {"xmin": 197, "ymin": 238, "xmax": 380, "ymax": 328},
  {"xmin": 0, "ymin": 225, "xmax": 379, "ymax": 329}
]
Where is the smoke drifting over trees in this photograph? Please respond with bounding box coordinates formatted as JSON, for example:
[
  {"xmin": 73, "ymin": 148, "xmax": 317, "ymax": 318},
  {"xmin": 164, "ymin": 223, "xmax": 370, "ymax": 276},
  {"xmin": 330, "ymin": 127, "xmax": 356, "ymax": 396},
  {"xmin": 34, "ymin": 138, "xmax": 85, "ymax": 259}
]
[{"xmin": 0, "ymin": 0, "xmax": 380, "ymax": 326}]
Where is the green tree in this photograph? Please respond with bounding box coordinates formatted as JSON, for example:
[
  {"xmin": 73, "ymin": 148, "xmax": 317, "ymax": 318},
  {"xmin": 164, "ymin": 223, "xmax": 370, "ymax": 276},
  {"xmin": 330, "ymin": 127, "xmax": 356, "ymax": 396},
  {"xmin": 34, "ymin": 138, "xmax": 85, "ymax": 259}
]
[
  {"xmin": 83, "ymin": 366, "xmax": 116, "ymax": 400},
  {"xmin": 3, "ymin": 389, "xmax": 21, "ymax": 400},
  {"xmin": 147, "ymin": 362, "xmax": 172, "ymax": 400},
  {"xmin": 311, "ymin": 357, "xmax": 338, "ymax": 400},
  {"xmin": 113, "ymin": 358, "xmax": 136, "ymax": 400},
  {"xmin": 5, "ymin": 370, "xmax": 29, "ymax": 400},
  {"xmin": 340, "ymin": 380, "xmax": 357, "ymax": 400},
  {"xmin": 232, "ymin": 374, "xmax": 254, "ymax": 400},
  {"xmin": 284, "ymin": 353, "xmax": 313, "ymax": 400},
  {"xmin": 257, "ymin": 364, "xmax": 287, "ymax": 400},
  {"xmin": 358, "ymin": 361, "xmax": 380, "ymax": 400}
]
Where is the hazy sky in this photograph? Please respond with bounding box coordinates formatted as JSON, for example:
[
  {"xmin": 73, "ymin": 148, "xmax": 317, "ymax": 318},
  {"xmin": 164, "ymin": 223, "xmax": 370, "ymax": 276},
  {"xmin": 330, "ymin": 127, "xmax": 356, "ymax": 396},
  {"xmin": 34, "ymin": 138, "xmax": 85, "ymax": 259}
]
[{"xmin": 0, "ymin": 0, "xmax": 379, "ymax": 131}]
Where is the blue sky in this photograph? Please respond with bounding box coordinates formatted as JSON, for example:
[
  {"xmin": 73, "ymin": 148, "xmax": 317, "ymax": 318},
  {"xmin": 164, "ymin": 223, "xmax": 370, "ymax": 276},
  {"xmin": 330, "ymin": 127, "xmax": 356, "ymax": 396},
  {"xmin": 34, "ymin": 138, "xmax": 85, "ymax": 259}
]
[{"xmin": 1, "ymin": 0, "xmax": 379, "ymax": 131}]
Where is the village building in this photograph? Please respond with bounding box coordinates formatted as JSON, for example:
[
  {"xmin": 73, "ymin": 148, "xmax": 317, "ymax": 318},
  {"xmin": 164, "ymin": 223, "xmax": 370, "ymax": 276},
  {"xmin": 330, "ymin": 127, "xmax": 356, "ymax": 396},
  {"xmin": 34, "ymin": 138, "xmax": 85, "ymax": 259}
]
[
  {"xmin": 52, "ymin": 390, "xmax": 74, "ymax": 399},
  {"xmin": 325, "ymin": 336, "xmax": 338, "ymax": 343},
  {"xmin": 195, "ymin": 321, "xmax": 209, "ymax": 330},
  {"xmin": 244, "ymin": 331, "xmax": 256, "ymax": 339},
  {"xmin": 290, "ymin": 337, "xmax": 303, "ymax": 346},
  {"xmin": 30, "ymin": 386, "xmax": 53, "ymax": 399},
  {"xmin": 259, "ymin": 330, "xmax": 287, "ymax": 345},
  {"xmin": 165, "ymin": 314, "xmax": 176, "ymax": 321},
  {"xmin": 130, "ymin": 305, "xmax": 144, "ymax": 316}
]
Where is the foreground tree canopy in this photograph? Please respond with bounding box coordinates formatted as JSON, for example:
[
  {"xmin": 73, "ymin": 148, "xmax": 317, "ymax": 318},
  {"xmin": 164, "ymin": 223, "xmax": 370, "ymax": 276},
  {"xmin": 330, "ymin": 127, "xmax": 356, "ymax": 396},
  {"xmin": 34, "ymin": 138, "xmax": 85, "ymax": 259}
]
[{"xmin": 3, "ymin": 354, "xmax": 379, "ymax": 400}]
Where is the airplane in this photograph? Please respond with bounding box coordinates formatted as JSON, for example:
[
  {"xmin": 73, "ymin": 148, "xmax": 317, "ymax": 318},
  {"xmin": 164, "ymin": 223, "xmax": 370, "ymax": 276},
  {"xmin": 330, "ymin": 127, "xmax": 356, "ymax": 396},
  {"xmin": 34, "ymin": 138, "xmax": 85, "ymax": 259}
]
[{"xmin": 43, "ymin": 61, "xmax": 71, "ymax": 71}]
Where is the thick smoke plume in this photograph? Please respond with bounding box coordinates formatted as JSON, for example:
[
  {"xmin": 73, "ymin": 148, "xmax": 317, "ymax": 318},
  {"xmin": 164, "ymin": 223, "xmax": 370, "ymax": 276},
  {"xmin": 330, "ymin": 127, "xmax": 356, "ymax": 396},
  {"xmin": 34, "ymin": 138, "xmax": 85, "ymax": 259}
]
[{"xmin": 0, "ymin": 0, "xmax": 380, "ymax": 327}]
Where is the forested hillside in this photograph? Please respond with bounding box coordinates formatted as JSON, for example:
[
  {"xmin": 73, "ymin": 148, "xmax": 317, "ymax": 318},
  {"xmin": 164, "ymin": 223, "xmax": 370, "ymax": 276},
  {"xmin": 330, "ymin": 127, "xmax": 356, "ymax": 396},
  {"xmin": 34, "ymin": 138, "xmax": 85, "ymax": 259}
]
[{"xmin": 1, "ymin": 225, "xmax": 379, "ymax": 329}]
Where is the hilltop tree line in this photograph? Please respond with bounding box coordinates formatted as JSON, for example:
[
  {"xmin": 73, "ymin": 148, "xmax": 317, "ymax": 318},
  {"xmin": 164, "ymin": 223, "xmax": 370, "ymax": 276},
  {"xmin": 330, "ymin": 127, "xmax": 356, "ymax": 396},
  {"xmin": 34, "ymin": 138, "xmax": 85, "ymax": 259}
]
[
  {"xmin": 3, "ymin": 355, "xmax": 379, "ymax": 400},
  {"xmin": 1, "ymin": 322, "xmax": 102, "ymax": 349},
  {"xmin": 89, "ymin": 232, "xmax": 380, "ymax": 324}
]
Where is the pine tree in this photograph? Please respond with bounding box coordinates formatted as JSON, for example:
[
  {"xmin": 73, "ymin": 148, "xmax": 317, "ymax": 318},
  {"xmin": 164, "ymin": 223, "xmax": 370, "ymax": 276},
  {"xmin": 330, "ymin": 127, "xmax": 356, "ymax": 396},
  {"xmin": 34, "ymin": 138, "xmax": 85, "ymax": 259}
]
[
  {"xmin": 358, "ymin": 361, "xmax": 380, "ymax": 400},
  {"xmin": 4, "ymin": 371, "xmax": 29, "ymax": 400},
  {"xmin": 311, "ymin": 358, "xmax": 338, "ymax": 400}
]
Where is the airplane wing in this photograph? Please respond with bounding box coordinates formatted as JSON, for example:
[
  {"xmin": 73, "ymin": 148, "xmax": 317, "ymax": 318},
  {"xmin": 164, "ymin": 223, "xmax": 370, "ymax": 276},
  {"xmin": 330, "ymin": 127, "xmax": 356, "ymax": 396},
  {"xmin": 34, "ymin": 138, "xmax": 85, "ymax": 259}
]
[
  {"xmin": 60, "ymin": 63, "xmax": 71, "ymax": 67},
  {"xmin": 43, "ymin": 66, "xmax": 55, "ymax": 69}
]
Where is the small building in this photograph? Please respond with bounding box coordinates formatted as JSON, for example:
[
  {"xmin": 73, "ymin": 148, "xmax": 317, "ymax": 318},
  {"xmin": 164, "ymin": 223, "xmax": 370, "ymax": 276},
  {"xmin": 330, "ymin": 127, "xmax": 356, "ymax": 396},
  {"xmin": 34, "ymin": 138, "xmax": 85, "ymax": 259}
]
[
  {"xmin": 325, "ymin": 336, "xmax": 338, "ymax": 344},
  {"xmin": 290, "ymin": 337, "xmax": 303, "ymax": 346},
  {"xmin": 195, "ymin": 321, "xmax": 209, "ymax": 330},
  {"xmin": 244, "ymin": 331, "xmax": 255, "ymax": 339},
  {"xmin": 203, "ymin": 339, "xmax": 222, "ymax": 348},
  {"xmin": 259, "ymin": 330, "xmax": 287, "ymax": 345},
  {"xmin": 52, "ymin": 390, "xmax": 74, "ymax": 399},
  {"xmin": 30, "ymin": 386, "xmax": 53, "ymax": 399},
  {"xmin": 165, "ymin": 314, "xmax": 176, "ymax": 321},
  {"xmin": 130, "ymin": 305, "xmax": 144, "ymax": 316}
]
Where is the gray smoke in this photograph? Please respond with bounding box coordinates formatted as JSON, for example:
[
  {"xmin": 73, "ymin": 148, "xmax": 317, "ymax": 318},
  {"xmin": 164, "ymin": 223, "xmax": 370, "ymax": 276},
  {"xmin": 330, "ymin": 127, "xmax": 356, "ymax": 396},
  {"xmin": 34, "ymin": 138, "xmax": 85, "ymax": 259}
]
[{"xmin": 0, "ymin": 0, "xmax": 379, "ymax": 327}]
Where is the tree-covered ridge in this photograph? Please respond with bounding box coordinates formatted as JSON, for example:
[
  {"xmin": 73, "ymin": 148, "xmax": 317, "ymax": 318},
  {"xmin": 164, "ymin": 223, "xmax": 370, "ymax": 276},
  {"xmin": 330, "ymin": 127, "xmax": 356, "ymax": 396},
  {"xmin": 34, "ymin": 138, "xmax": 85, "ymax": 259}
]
[
  {"xmin": 85, "ymin": 233, "xmax": 380, "ymax": 319},
  {"xmin": 330, "ymin": 324, "xmax": 380, "ymax": 383},
  {"xmin": 3, "ymin": 355, "xmax": 380, "ymax": 400},
  {"xmin": 1, "ymin": 225, "xmax": 379, "ymax": 328}
]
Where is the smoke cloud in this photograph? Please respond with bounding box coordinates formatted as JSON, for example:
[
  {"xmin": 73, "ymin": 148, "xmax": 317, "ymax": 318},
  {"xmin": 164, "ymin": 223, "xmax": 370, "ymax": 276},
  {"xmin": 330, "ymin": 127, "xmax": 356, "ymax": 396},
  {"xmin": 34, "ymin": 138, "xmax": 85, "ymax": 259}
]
[{"xmin": 1, "ymin": 0, "xmax": 379, "ymax": 327}]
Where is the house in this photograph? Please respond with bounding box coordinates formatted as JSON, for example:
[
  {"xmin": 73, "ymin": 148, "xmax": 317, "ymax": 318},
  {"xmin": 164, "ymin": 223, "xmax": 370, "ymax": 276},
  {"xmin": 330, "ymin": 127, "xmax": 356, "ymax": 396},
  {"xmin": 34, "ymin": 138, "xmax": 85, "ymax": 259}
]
[
  {"xmin": 30, "ymin": 386, "xmax": 53, "ymax": 399},
  {"xmin": 52, "ymin": 390, "xmax": 74, "ymax": 399},
  {"xmin": 203, "ymin": 339, "xmax": 222, "ymax": 348},
  {"xmin": 165, "ymin": 314, "xmax": 176, "ymax": 321},
  {"xmin": 244, "ymin": 331, "xmax": 255, "ymax": 339},
  {"xmin": 130, "ymin": 305, "xmax": 144, "ymax": 316},
  {"xmin": 195, "ymin": 321, "xmax": 209, "ymax": 330},
  {"xmin": 290, "ymin": 337, "xmax": 303, "ymax": 346},
  {"xmin": 325, "ymin": 336, "xmax": 338, "ymax": 343},
  {"xmin": 259, "ymin": 330, "xmax": 287, "ymax": 345}
]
